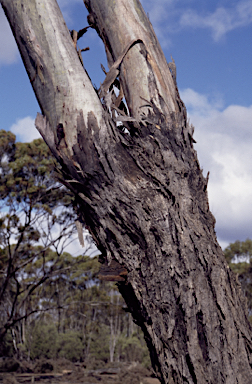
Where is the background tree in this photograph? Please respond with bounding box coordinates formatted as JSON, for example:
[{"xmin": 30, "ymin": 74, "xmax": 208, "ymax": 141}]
[
  {"xmin": 2, "ymin": 1, "xmax": 252, "ymax": 383},
  {"xmin": 224, "ymin": 239, "xmax": 252, "ymax": 323},
  {"xmin": 0, "ymin": 131, "xmax": 78, "ymax": 343},
  {"xmin": 1, "ymin": 250, "xmax": 150, "ymax": 367},
  {"xmin": 0, "ymin": 131, "xmax": 149, "ymax": 367}
]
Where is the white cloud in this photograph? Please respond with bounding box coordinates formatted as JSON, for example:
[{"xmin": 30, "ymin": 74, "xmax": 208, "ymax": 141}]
[
  {"xmin": 180, "ymin": 1, "xmax": 252, "ymax": 41},
  {"xmin": 181, "ymin": 88, "xmax": 252, "ymax": 247},
  {"xmin": 10, "ymin": 116, "xmax": 41, "ymax": 142},
  {"xmin": 64, "ymin": 234, "xmax": 99, "ymax": 258},
  {"xmin": 142, "ymin": 0, "xmax": 252, "ymax": 44},
  {"xmin": 0, "ymin": 7, "xmax": 19, "ymax": 66}
]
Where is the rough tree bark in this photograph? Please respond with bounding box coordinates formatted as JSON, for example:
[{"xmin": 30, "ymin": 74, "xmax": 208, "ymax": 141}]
[{"xmin": 2, "ymin": 0, "xmax": 252, "ymax": 383}]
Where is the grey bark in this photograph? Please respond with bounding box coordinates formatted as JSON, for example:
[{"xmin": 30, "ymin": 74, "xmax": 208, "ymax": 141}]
[{"xmin": 2, "ymin": 0, "xmax": 252, "ymax": 383}]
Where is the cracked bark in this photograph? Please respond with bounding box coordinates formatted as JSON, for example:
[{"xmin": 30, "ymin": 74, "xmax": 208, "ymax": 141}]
[{"xmin": 2, "ymin": 0, "xmax": 252, "ymax": 383}]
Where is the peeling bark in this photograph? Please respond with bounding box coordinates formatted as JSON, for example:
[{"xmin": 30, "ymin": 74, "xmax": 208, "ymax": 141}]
[
  {"xmin": 2, "ymin": 0, "xmax": 252, "ymax": 383},
  {"xmin": 84, "ymin": 0, "xmax": 178, "ymax": 118}
]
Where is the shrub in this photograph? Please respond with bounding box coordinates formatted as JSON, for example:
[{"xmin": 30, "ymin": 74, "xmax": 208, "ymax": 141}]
[
  {"xmin": 89, "ymin": 330, "xmax": 110, "ymax": 363},
  {"xmin": 29, "ymin": 323, "xmax": 58, "ymax": 360},
  {"xmin": 116, "ymin": 334, "xmax": 151, "ymax": 367},
  {"xmin": 0, "ymin": 331, "xmax": 14, "ymax": 358},
  {"xmin": 57, "ymin": 331, "xmax": 83, "ymax": 362}
]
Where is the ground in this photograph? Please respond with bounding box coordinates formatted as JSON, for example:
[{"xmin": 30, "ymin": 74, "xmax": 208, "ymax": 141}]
[{"xmin": 0, "ymin": 358, "xmax": 160, "ymax": 384}]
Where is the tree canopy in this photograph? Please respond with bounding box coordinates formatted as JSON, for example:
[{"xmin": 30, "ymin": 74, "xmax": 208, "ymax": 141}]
[
  {"xmin": 224, "ymin": 239, "xmax": 252, "ymax": 323},
  {"xmin": 0, "ymin": 130, "xmax": 148, "ymax": 366},
  {"xmin": 0, "ymin": 130, "xmax": 78, "ymax": 340}
]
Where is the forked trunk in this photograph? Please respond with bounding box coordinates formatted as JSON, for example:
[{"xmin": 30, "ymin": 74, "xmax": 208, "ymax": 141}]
[{"xmin": 2, "ymin": 0, "xmax": 252, "ymax": 382}]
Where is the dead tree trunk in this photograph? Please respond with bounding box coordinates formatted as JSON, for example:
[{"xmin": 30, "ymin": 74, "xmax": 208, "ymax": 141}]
[{"xmin": 2, "ymin": 0, "xmax": 252, "ymax": 382}]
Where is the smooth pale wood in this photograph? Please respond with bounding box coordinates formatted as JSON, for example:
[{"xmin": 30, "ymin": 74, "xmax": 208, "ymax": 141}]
[
  {"xmin": 1, "ymin": 0, "xmax": 105, "ymax": 154},
  {"xmin": 2, "ymin": 1, "xmax": 252, "ymax": 383}
]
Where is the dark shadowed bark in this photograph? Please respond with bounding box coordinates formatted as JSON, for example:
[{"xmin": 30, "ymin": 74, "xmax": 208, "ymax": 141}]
[{"xmin": 2, "ymin": 0, "xmax": 252, "ymax": 382}]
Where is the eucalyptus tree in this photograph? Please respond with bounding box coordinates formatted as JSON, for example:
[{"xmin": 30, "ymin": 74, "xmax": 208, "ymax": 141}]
[
  {"xmin": 224, "ymin": 239, "xmax": 252, "ymax": 323},
  {"xmin": 1, "ymin": 1, "xmax": 252, "ymax": 383},
  {"xmin": 0, "ymin": 132, "xmax": 76, "ymax": 342}
]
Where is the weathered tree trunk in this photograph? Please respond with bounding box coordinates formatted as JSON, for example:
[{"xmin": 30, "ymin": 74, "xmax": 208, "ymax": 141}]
[{"xmin": 2, "ymin": 0, "xmax": 252, "ymax": 382}]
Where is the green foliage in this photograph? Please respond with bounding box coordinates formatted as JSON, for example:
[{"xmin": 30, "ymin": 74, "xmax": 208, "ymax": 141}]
[
  {"xmin": 57, "ymin": 331, "xmax": 84, "ymax": 362},
  {"xmin": 116, "ymin": 333, "xmax": 151, "ymax": 367},
  {"xmin": 224, "ymin": 239, "xmax": 252, "ymax": 322},
  {"xmin": 0, "ymin": 130, "xmax": 149, "ymax": 366},
  {"xmin": 1, "ymin": 250, "xmax": 149, "ymax": 366},
  {"xmin": 0, "ymin": 130, "xmax": 74, "ymax": 240},
  {"xmin": 1, "ymin": 134, "xmax": 54, "ymax": 203},
  {"xmin": 0, "ymin": 331, "xmax": 14, "ymax": 357},
  {"xmin": 29, "ymin": 322, "xmax": 58, "ymax": 360},
  {"xmin": 224, "ymin": 239, "xmax": 252, "ymax": 264},
  {"xmin": 89, "ymin": 328, "xmax": 110, "ymax": 363},
  {"xmin": 0, "ymin": 130, "xmax": 78, "ymax": 344},
  {"xmin": 0, "ymin": 130, "xmax": 15, "ymax": 159}
]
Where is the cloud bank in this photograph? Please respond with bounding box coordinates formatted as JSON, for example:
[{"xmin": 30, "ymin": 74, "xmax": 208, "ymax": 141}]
[
  {"xmin": 10, "ymin": 116, "xmax": 40, "ymax": 142},
  {"xmin": 142, "ymin": 0, "xmax": 252, "ymax": 43},
  {"xmin": 181, "ymin": 88, "xmax": 252, "ymax": 248},
  {"xmin": 180, "ymin": 0, "xmax": 252, "ymax": 41}
]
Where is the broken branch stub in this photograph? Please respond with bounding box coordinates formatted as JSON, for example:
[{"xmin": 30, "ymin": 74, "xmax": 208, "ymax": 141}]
[{"xmin": 84, "ymin": 0, "xmax": 180, "ymax": 119}]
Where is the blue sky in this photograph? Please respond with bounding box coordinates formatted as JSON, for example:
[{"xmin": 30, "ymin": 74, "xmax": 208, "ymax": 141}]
[{"xmin": 1, "ymin": 0, "xmax": 252, "ymax": 251}]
